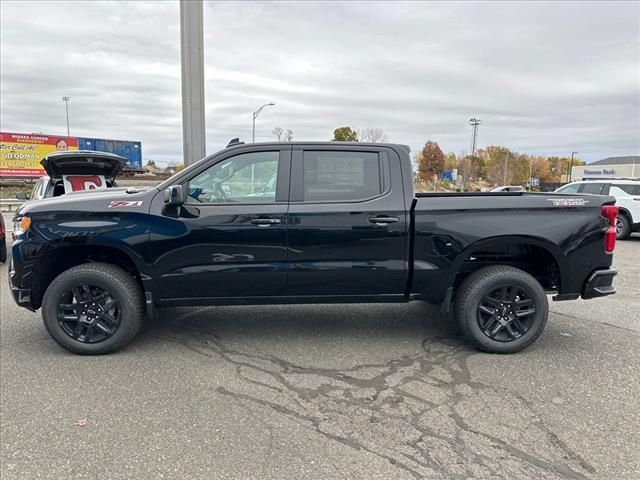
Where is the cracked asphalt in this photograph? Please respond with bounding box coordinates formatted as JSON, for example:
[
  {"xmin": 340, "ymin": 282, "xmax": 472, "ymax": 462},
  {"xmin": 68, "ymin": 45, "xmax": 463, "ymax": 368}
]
[{"xmin": 1, "ymin": 235, "xmax": 639, "ymax": 479}]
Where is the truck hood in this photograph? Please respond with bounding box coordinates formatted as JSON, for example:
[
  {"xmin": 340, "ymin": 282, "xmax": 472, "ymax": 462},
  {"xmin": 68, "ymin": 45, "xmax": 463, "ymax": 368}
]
[
  {"xmin": 16, "ymin": 187, "xmax": 157, "ymax": 217},
  {"xmin": 41, "ymin": 150, "xmax": 126, "ymax": 180}
]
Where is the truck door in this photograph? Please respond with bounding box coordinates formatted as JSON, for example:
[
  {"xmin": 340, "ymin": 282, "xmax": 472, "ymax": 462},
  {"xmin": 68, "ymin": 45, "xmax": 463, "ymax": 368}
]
[
  {"xmin": 150, "ymin": 146, "xmax": 291, "ymax": 300},
  {"xmin": 286, "ymin": 146, "xmax": 409, "ymax": 298}
]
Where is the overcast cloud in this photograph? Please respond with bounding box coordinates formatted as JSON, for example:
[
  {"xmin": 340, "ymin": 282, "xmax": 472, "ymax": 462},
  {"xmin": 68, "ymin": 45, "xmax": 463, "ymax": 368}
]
[{"xmin": 1, "ymin": 0, "xmax": 639, "ymax": 165}]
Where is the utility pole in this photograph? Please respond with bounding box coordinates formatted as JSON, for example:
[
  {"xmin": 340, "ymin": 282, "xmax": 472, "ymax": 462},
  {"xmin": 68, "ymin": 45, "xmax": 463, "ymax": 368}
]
[
  {"xmin": 503, "ymin": 150, "xmax": 509, "ymax": 185},
  {"xmin": 252, "ymin": 103, "xmax": 275, "ymax": 143},
  {"xmin": 528, "ymin": 157, "xmax": 534, "ymax": 191},
  {"xmin": 180, "ymin": 0, "xmax": 206, "ymax": 166},
  {"xmin": 469, "ymin": 118, "xmax": 482, "ymax": 157},
  {"xmin": 568, "ymin": 151, "xmax": 578, "ymax": 182},
  {"xmin": 62, "ymin": 96, "xmax": 70, "ymax": 136}
]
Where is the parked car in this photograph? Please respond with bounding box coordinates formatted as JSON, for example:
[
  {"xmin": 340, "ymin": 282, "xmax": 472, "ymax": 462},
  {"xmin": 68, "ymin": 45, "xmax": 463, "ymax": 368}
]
[
  {"xmin": 491, "ymin": 185, "xmax": 525, "ymax": 192},
  {"xmin": 0, "ymin": 215, "xmax": 6, "ymax": 263},
  {"xmin": 555, "ymin": 179, "xmax": 640, "ymax": 239},
  {"xmin": 16, "ymin": 151, "xmax": 126, "ymax": 203},
  {"xmin": 9, "ymin": 141, "xmax": 618, "ymax": 355}
]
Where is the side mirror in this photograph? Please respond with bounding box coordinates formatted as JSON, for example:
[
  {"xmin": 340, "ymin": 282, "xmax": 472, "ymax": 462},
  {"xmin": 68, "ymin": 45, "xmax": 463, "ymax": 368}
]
[
  {"xmin": 163, "ymin": 185, "xmax": 185, "ymax": 206},
  {"xmin": 16, "ymin": 192, "xmax": 29, "ymax": 201}
]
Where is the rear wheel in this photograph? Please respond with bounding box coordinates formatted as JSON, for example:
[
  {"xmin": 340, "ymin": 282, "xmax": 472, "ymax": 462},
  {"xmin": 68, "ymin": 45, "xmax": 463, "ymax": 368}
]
[
  {"xmin": 42, "ymin": 263, "xmax": 144, "ymax": 354},
  {"xmin": 615, "ymin": 214, "xmax": 631, "ymax": 240},
  {"xmin": 455, "ymin": 266, "xmax": 548, "ymax": 354}
]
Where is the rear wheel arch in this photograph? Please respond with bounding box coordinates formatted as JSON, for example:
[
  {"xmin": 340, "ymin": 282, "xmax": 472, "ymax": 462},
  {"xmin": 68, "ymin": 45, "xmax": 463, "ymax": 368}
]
[{"xmin": 450, "ymin": 236, "xmax": 565, "ymax": 294}]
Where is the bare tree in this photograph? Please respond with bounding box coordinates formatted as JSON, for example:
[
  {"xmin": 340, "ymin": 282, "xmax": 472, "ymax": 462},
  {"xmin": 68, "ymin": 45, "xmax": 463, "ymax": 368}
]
[
  {"xmin": 272, "ymin": 127, "xmax": 283, "ymax": 141},
  {"xmin": 283, "ymin": 129, "xmax": 293, "ymax": 141},
  {"xmin": 358, "ymin": 128, "xmax": 388, "ymax": 143}
]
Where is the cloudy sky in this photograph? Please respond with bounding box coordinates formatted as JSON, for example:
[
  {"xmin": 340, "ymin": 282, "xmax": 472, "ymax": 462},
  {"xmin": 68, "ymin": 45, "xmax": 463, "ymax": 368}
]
[{"xmin": 1, "ymin": 1, "xmax": 639, "ymax": 165}]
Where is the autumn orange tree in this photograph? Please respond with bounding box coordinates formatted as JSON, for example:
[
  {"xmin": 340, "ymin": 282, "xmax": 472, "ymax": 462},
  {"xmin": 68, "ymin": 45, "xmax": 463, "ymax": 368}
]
[{"xmin": 416, "ymin": 141, "xmax": 445, "ymax": 182}]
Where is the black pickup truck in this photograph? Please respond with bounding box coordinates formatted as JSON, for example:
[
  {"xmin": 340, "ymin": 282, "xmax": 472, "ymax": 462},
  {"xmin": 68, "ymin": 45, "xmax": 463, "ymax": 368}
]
[{"xmin": 9, "ymin": 142, "xmax": 619, "ymax": 355}]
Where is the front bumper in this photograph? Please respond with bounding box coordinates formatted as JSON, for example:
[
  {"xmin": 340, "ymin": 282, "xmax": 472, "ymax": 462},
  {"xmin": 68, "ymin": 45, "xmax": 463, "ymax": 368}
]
[
  {"xmin": 582, "ymin": 267, "xmax": 617, "ymax": 300},
  {"xmin": 8, "ymin": 258, "xmax": 35, "ymax": 311}
]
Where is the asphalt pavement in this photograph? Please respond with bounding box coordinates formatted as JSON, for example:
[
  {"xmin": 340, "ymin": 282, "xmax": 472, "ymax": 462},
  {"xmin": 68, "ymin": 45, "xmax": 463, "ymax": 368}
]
[{"xmin": 1, "ymin": 236, "xmax": 638, "ymax": 480}]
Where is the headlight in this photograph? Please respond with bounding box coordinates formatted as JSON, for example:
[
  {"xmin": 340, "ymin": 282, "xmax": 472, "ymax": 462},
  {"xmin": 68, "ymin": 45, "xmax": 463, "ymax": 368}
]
[{"xmin": 13, "ymin": 216, "xmax": 31, "ymax": 237}]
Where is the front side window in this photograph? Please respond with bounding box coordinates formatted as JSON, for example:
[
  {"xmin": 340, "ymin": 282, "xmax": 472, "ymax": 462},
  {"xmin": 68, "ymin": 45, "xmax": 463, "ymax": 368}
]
[
  {"xmin": 303, "ymin": 151, "xmax": 383, "ymax": 202},
  {"xmin": 186, "ymin": 151, "xmax": 279, "ymax": 204},
  {"xmin": 30, "ymin": 179, "xmax": 43, "ymax": 199}
]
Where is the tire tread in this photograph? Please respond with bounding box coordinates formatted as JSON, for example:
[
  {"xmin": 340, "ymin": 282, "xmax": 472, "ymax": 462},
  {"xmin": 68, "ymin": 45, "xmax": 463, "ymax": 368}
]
[
  {"xmin": 454, "ymin": 265, "xmax": 548, "ymax": 353},
  {"xmin": 42, "ymin": 262, "xmax": 144, "ymax": 354}
]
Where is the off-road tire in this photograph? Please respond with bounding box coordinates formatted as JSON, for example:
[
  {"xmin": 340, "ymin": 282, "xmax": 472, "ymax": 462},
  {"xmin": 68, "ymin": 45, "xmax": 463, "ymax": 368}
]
[
  {"xmin": 42, "ymin": 263, "xmax": 144, "ymax": 354},
  {"xmin": 454, "ymin": 265, "xmax": 548, "ymax": 354}
]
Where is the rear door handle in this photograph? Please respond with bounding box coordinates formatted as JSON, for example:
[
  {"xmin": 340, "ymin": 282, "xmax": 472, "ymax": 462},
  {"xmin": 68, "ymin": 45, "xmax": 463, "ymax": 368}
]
[
  {"xmin": 368, "ymin": 216, "xmax": 400, "ymax": 225},
  {"xmin": 251, "ymin": 218, "xmax": 281, "ymax": 227}
]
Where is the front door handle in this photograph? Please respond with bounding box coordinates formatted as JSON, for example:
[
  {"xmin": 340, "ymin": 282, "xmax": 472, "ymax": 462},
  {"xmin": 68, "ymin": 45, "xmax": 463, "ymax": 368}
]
[
  {"xmin": 251, "ymin": 218, "xmax": 281, "ymax": 227},
  {"xmin": 368, "ymin": 216, "xmax": 400, "ymax": 225}
]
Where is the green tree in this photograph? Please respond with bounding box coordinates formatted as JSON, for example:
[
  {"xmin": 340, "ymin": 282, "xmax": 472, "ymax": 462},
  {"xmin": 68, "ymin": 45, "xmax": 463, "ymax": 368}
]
[
  {"xmin": 332, "ymin": 126, "xmax": 358, "ymax": 142},
  {"xmin": 416, "ymin": 141, "xmax": 445, "ymax": 182}
]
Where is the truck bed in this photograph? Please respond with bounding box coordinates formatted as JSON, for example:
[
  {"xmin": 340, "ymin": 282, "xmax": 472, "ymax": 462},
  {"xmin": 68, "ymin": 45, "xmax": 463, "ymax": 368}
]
[{"xmin": 410, "ymin": 191, "xmax": 615, "ymax": 303}]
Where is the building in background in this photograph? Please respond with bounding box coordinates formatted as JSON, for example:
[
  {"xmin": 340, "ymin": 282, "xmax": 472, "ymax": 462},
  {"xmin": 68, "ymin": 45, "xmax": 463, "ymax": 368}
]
[{"xmin": 571, "ymin": 156, "xmax": 639, "ymax": 181}]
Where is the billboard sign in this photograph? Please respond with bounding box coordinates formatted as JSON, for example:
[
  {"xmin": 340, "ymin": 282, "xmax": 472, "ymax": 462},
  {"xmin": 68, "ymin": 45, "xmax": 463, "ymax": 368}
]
[{"xmin": 0, "ymin": 132, "xmax": 79, "ymax": 177}]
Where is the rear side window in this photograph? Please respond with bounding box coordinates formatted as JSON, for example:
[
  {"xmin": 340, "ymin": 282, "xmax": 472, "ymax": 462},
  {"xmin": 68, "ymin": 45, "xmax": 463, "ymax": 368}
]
[
  {"xmin": 580, "ymin": 183, "xmax": 606, "ymax": 195},
  {"xmin": 557, "ymin": 183, "xmax": 580, "ymax": 194},
  {"xmin": 612, "ymin": 184, "xmax": 640, "ymax": 195},
  {"xmin": 303, "ymin": 151, "xmax": 383, "ymax": 202}
]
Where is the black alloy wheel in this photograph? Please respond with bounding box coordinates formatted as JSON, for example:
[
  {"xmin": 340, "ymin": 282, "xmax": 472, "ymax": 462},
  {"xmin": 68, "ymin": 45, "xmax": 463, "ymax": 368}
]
[
  {"xmin": 42, "ymin": 263, "xmax": 144, "ymax": 354},
  {"xmin": 57, "ymin": 284, "xmax": 122, "ymax": 343},
  {"xmin": 455, "ymin": 265, "xmax": 548, "ymax": 353},
  {"xmin": 477, "ymin": 285, "xmax": 536, "ymax": 342}
]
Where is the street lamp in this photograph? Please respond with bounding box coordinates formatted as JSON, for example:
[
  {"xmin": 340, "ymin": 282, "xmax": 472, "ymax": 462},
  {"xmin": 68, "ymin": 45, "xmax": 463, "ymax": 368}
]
[
  {"xmin": 252, "ymin": 102, "xmax": 275, "ymax": 143},
  {"xmin": 62, "ymin": 96, "xmax": 70, "ymax": 136},
  {"xmin": 568, "ymin": 151, "xmax": 578, "ymax": 182}
]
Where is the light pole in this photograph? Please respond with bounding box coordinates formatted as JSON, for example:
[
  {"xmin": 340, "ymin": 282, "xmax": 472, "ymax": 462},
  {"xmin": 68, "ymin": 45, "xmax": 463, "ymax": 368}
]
[
  {"xmin": 62, "ymin": 96, "xmax": 70, "ymax": 136},
  {"xmin": 469, "ymin": 118, "xmax": 482, "ymax": 157},
  {"xmin": 568, "ymin": 151, "xmax": 578, "ymax": 182},
  {"xmin": 252, "ymin": 103, "xmax": 275, "ymax": 143},
  {"xmin": 180, "ymin": 0, "xmax": 206, "ymax": 166}
]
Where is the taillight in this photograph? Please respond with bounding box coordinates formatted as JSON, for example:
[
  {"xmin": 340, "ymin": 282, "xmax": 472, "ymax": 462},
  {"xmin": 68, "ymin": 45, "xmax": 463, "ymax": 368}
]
[{"xmin": 601, "ymin": 205, "xmax": 618, "ymax": 253}]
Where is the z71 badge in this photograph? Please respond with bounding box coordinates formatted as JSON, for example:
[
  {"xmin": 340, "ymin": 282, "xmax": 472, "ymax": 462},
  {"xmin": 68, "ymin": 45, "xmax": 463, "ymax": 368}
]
[
  {"xmin": 548, "ymin": 198, "xmax": 588, "ymax": 207},
  {"xmin": 108, "ymin": 200, "xmax": 144, "ymax": 208}
]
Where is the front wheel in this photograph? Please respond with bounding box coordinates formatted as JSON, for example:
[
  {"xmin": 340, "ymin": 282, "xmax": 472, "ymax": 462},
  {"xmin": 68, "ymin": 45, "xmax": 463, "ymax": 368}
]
[
  {"xmin": 42, "ymin": 263, "xmax": 144, "ymax": 354},
  {"xmin": 454, "ymin": 266, "xmax": 548, "ymax": 354}
]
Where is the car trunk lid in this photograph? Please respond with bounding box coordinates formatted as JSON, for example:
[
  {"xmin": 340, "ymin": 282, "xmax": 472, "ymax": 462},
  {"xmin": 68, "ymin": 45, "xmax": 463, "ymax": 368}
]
[{"xmin": 40, "ymin": 150, "xmax": 126, "ymax": 180}]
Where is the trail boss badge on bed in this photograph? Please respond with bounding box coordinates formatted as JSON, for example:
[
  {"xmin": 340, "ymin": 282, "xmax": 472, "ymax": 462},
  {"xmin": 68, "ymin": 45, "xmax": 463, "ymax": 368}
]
[{"xmin": 548, "ymin": 198, "xmax": 588, "ymax": 207}]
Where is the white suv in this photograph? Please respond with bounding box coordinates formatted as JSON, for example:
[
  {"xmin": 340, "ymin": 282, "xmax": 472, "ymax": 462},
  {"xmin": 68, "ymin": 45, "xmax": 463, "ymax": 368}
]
[{"xmin": 555, "ymin": 180, "xmax": 640, "ymax": 239}]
